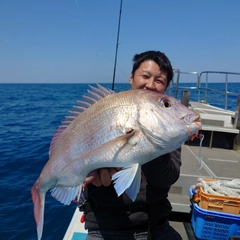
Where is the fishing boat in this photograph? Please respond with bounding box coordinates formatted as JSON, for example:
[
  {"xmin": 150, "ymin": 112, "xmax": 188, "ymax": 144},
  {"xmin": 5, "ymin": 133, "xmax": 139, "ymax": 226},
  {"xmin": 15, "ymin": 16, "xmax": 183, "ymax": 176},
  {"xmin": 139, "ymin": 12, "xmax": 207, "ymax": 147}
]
[{"xmin": 63, "ymin": 70, "xmax": 240, "ymax": 240}]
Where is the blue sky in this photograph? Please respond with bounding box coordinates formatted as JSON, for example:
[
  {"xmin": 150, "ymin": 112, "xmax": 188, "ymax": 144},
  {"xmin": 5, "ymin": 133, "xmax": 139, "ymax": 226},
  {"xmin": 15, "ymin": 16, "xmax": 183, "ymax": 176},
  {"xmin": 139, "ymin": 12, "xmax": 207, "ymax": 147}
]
[{"xmin": 1, "ymin": 0, "xmax": 240, "ymax": 83}]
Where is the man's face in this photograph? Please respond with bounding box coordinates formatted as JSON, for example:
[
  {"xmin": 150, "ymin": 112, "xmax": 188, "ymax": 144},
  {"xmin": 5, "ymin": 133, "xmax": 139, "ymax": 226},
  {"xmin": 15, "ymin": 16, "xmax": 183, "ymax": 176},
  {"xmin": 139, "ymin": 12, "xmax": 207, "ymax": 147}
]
[{"xmin": 129, "ymin": 60, "xmax": 168, "ymax": 94}]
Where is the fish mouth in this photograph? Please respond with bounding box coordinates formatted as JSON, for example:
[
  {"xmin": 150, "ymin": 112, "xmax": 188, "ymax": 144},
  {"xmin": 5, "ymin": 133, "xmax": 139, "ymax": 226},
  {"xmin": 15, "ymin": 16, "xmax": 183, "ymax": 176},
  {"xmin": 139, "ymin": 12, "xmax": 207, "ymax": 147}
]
[
  {"xmin": 193, "ymin": 114, "xmax": 201, "ymax": 123},
  {"xmin": 193, "ymin": 114, "xmax": 202, "ymax": 131},
  {"xmin": 183, "ymin": 114, "xmax": 202, "ymax": 141},
  {"xmin": 183, "ymin": 113, "xmax": 201, "ymax": 125}
]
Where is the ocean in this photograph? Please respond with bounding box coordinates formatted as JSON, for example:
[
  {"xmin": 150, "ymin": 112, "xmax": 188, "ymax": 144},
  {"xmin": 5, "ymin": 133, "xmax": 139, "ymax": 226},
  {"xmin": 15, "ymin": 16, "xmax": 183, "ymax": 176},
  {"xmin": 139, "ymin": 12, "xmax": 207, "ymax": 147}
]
[{"xmin": 1, "ymin": 82, "xmax": 239, "ymax": 240}]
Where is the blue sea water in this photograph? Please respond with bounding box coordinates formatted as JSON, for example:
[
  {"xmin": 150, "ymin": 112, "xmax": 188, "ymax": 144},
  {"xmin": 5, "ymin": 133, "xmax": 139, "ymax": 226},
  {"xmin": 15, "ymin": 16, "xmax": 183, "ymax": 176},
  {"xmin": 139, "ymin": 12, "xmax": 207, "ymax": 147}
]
[{"xmin": 0, "ymin": 83, "xmax": 239, "ymax": 240}]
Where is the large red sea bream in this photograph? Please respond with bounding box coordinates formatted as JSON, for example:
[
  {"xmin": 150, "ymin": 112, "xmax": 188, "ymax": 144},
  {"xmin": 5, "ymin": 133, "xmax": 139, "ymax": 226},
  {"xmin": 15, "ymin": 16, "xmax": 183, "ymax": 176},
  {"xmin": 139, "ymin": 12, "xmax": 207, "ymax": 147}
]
[{"xmin": 31, "ymin": 84, "xmax": 201, "ymax": 239}]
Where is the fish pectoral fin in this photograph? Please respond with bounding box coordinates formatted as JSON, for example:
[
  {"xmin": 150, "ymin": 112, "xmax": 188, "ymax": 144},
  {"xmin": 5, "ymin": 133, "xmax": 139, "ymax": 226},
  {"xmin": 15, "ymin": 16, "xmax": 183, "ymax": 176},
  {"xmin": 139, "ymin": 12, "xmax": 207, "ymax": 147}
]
[
  {"xmin": 112, "ymin": 163, "xmax": 141, "ymax": 201},
  {"xmin": 50, "ymin": 185, "xmax": 82, "ymax": 205}
]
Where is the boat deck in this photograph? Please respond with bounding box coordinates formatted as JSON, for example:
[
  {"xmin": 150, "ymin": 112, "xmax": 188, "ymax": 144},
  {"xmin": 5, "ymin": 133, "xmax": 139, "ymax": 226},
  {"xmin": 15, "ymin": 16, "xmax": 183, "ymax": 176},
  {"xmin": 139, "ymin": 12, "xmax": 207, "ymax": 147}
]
[{"xmin": 168, "ymin": 144, "xmax": 240, "ymax": 239}]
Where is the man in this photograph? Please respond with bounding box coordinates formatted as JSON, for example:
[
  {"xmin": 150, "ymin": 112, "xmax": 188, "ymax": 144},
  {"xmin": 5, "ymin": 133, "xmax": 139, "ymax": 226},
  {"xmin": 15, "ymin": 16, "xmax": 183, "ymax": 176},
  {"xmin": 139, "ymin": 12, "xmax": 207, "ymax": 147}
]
[{"xmin": 82, "ymin": 51, "xmax": 182, "ymax": 240}]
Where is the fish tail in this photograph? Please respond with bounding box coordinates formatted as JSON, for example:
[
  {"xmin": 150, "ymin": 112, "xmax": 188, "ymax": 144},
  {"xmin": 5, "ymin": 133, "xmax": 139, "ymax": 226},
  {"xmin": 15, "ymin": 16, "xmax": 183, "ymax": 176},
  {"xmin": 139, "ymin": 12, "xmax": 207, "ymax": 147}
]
[{"xmin": 31, "ymin": 180, "xmax": 46, "ymax": 240}]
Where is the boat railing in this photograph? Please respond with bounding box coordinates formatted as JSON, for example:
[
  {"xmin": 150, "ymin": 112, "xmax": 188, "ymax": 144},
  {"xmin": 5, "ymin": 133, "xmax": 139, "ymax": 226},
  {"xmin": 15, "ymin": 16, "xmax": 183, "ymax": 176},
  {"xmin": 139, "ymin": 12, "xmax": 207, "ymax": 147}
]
[
  {"xmin": 198, "ymin": 71, "xmax": 240, "ymax": 111},
  {"xmin": 169, "ymin": 69, "xmax": 240, "ymax": 112},
  {"xmin": 168, "ymin": 69, "xmax": 199, "ymax": 99},
  {"xmin": 168, "ymin": 69, "xmax": 240, "ymax": 135}
]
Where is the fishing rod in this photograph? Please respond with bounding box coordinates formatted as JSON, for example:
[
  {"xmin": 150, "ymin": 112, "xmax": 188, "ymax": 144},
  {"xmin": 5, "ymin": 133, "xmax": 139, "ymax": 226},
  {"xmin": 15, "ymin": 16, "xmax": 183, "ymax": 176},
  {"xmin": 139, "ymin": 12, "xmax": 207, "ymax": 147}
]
[{"xmin": 112, "ymin": 0, "xmax": 123, "ymax": 90}]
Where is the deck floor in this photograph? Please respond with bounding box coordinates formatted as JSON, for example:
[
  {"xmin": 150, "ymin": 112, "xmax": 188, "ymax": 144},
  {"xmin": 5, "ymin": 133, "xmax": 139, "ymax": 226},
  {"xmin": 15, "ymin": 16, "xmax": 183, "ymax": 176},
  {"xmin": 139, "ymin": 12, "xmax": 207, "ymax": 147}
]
[{"xmin": 169, "ymin": 144, "xmax": 240, "ymax": 207}]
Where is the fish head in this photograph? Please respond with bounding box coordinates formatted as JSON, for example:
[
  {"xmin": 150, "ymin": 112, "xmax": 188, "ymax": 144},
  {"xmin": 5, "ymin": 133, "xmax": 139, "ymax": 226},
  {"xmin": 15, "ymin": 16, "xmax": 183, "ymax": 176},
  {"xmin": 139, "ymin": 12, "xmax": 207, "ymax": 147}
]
[{"xmin": 136, "ymin": 90, "xmax": 201, "ymax": 151}]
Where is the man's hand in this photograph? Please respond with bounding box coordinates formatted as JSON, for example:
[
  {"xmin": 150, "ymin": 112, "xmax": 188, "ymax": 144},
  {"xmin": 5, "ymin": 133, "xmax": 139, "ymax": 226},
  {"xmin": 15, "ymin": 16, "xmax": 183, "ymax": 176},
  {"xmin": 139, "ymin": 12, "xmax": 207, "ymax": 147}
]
[{"xmin": 85, "ymin": 168, "xmax": 121, "ymax": 187}]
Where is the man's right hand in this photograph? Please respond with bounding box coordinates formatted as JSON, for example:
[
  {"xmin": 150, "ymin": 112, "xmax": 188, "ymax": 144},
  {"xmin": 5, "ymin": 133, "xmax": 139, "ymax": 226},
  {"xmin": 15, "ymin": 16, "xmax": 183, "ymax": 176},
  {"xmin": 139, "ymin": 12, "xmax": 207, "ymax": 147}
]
[{"xmin": 85, "ymin": 168, "xmax": 121, "ymax": 187}]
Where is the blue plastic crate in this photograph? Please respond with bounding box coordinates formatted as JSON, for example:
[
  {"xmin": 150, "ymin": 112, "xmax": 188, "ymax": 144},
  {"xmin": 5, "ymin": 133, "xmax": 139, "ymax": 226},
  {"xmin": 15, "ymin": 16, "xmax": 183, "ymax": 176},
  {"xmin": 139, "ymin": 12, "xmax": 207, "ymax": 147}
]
[{"xmin": 190, "ymin": 188, "xmax": 240, "ymax": 240}]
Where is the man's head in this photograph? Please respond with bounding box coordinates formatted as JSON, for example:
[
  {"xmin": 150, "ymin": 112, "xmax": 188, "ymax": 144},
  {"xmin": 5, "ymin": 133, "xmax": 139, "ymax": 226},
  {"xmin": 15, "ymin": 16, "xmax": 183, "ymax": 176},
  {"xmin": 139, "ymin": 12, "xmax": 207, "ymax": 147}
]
[{"xmin": 129, "ymin": 51, "xmax": 173, "ymax": 94}]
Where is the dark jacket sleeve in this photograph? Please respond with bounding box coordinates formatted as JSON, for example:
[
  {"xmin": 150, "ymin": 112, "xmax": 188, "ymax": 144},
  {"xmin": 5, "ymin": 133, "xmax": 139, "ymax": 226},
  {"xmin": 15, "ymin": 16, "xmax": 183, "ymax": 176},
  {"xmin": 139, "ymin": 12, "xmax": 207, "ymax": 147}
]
[{"xmin": 141, "ymin": 147, "xmax": 182, "ymax": 189}]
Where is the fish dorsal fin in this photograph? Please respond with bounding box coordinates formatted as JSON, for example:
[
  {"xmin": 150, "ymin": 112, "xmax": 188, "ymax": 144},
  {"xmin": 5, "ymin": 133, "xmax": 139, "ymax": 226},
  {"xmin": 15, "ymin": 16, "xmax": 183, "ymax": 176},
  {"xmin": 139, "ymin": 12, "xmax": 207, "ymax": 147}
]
[{"xmin": 49, "ymin": 84, "xmax": 115, "ymax": 156}]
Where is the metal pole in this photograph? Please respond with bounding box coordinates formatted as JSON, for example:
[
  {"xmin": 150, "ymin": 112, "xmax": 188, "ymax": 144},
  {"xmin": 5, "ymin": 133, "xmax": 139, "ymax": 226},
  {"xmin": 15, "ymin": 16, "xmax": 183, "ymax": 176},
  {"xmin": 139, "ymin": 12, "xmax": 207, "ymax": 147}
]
[
  {"xmin": 112, "ymin": 0, "xmax": 123, "ymax": 90},
  {"xmin": 205, "ymin": 73, "xmax": 208, "ymax": 103},
  {"xmin": 225, "ymin": 73, "xmax": 228, "ymax": 110}
]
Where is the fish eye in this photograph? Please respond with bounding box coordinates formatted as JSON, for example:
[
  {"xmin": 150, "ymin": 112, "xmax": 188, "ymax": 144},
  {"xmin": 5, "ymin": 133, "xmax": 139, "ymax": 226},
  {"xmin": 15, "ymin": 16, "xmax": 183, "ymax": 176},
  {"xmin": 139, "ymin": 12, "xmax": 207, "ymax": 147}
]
[{"xmin": 160, "ymin": 98, "xmax": 171, "ymax": 108}]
